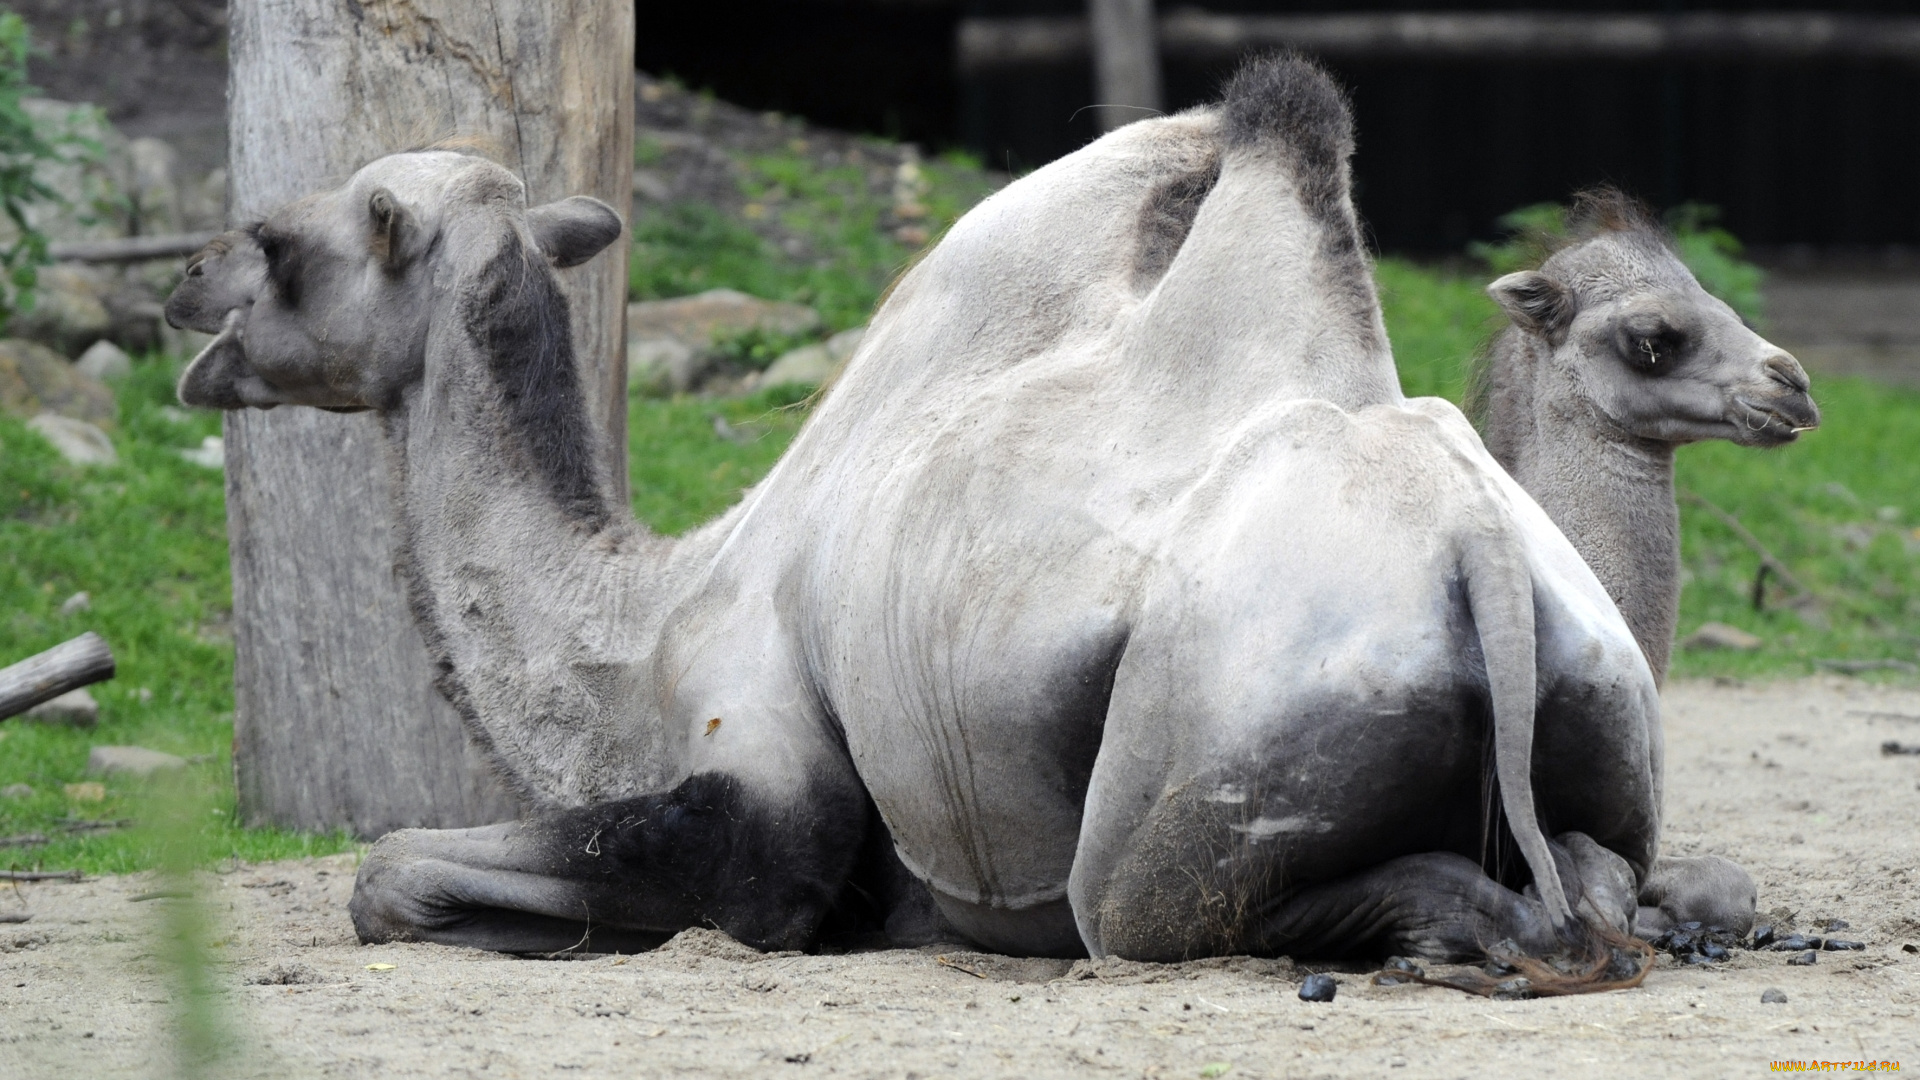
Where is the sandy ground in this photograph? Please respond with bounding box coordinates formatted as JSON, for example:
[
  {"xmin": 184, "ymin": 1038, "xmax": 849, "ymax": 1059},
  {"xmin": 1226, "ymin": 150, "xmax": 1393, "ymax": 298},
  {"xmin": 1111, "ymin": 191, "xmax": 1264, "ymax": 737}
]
[{"xmin": 3, "ymin": 678, "xmax": 1918, "ymax": 1079}]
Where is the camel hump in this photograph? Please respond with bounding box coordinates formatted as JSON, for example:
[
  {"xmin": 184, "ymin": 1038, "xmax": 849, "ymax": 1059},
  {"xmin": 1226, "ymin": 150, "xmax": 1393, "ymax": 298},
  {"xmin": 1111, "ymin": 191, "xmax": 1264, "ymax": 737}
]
[{"xmin": 1220, "ymin": 53, "xmax": 1354, "ymax": 182}]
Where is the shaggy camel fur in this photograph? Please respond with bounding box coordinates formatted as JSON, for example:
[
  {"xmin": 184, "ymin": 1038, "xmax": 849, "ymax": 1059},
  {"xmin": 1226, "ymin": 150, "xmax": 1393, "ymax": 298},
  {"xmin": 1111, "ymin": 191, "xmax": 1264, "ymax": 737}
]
[
  {"xmin": 1475, "ymin": 193, "xmax": 1821, "ymax": 685},
  {"xmin": 171, "ymin": 58, "xmax": 1738, "ymax": 972}
]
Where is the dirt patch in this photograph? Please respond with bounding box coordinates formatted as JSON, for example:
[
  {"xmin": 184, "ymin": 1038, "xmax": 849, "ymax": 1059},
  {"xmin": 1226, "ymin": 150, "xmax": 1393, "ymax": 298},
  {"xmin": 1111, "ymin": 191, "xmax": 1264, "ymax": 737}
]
[{"xmin": 4, "ymin": 678, "xmax": 1917, "ymax": 1078}]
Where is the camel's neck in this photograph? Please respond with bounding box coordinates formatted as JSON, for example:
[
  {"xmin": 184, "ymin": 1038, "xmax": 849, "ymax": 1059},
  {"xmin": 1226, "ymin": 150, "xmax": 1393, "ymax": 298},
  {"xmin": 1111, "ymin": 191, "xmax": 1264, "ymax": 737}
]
[
  {"xmin": 380, "ymin": 237, "xmax": 705, "ymax": 805},
  {"xmin": 1480, "ymin": 329, "xmax": 1679, "ymax": 683}
]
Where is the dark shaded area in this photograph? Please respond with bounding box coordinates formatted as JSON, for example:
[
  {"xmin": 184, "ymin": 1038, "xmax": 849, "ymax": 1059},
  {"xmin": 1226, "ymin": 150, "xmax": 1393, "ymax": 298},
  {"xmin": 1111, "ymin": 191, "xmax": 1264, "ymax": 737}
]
[
  {"xmin": 12, "ymin": 0, "xmax": 228, "ymax": 172},
  {"xmin": 641, "ymin": 0, "xmax": 1920, "ymax": 250}
]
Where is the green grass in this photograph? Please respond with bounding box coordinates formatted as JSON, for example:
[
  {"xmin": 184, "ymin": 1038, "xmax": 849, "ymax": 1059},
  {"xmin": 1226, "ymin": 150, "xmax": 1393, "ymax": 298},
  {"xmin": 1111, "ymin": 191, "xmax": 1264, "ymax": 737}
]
[
  {"xmin": 628, "ymin": 383, "xmax": 815, "ymax": 535},
  {"xmin": 632, "ymin": 147, "xmax": 997, "ymax": 332},
  {"xmin": 0, "ymin": 359, "xmax": 357, "ymax": 876}
]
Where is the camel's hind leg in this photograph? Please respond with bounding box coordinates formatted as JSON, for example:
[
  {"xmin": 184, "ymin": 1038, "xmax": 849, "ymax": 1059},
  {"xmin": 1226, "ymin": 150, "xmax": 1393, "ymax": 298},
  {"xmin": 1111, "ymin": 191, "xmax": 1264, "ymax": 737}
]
[
  {"xmin": 1084, "ymin": 832, "xmax": 1634, "ymax": 964},
  {"xmin": 350, "ymin": 771, "xmax": 869, "ymax": 953}
]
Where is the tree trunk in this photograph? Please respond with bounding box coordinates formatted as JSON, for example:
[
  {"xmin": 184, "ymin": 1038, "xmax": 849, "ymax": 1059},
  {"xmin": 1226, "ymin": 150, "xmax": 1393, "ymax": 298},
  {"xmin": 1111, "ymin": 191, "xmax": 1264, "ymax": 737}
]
[
  {"xmin": 1087, "ymin": 0, "xmax": 1161, "ymax": 131},
  {"xmin": 225, "ymin": 0, "xmax": 634, "ymax": 838}
]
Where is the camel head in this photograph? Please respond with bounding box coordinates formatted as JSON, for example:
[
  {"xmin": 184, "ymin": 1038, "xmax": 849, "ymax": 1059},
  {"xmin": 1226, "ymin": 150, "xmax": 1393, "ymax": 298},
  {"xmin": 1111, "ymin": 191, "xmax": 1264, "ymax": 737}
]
[
  {"xmin": 165, "ymin": 229, "xmax": 268, "ymax": 336},
  {"xmin": 1483, "ymin": 191, "xmax": 1819, "ymax": 448},
  {"xmin": 173, "ymin": 150, "xmax": 622, "ymax": 412}
]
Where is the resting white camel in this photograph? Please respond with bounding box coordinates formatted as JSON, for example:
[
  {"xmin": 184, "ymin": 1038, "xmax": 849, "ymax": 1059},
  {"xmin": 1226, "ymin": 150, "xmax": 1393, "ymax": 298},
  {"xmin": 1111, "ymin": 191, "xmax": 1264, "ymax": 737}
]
[{"xmin": 170, "ymin": 57, "xmax": 1747, "ymax": 983}]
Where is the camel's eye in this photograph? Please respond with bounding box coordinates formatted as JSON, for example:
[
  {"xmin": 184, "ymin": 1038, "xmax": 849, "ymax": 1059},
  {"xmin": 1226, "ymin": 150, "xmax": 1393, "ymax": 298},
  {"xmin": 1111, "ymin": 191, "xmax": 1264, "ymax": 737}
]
[{"xmin": 1614, "ymin": 317, "xmax": 1685, "ymax": 375}]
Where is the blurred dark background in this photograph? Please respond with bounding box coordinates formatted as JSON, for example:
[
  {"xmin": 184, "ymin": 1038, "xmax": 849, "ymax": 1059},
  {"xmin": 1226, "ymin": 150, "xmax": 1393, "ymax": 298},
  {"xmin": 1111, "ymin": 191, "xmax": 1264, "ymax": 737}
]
[{"xmin": 639, "ymin": 0, "xmax": 1920, "ymax": 254}]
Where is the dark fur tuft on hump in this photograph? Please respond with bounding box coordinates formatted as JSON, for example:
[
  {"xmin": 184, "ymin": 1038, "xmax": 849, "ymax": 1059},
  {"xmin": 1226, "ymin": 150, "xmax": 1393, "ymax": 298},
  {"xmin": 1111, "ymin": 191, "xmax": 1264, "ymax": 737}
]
[
  {"xmin": 1221, "ymin": 53, "xmax": 1355, "ymax": 210},
  {"xmin": 465, "ymin": 229, "xmax": 611, "ymax": 529}
]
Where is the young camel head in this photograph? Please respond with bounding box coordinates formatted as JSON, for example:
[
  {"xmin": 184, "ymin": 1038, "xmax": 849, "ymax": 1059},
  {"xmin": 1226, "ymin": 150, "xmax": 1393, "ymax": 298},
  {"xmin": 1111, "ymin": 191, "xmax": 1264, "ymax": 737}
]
[
  {"xmin": 1480, "ymin": 191, "xmax": 1819, "ymax": 449},
  {"xmin": 174, "ymin": 150, "xmax": 622, "ymax": 413}
]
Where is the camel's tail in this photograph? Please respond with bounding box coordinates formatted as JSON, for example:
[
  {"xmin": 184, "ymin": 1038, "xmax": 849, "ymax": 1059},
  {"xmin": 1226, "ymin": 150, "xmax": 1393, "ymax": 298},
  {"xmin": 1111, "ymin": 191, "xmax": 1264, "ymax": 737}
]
[{"xmin": 1459, "ymin": 528, "xmax": 1574, "ymax": 934}]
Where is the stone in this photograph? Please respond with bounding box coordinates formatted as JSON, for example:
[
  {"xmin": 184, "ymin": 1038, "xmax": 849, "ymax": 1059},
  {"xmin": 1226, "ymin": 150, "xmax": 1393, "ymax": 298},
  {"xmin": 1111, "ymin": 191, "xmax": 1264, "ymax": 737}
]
[
  {"xmin": 85, "ymin": 745, "xmax": 188, "ymax": 779},
  {"xmin": 1786, "ymin": 950, "xmax": 1817, "ymax": 966},
  {"xmin": 0, "ymin": 339, "xmax": 117, "ymax": 426},
  {"xmin": 127, "ymin": 138, "xmax": 185, "ymax": 235},
  {"xmin": 1761, "ymin": 987, "xmax": 1788, "ymax": 1004},
  {"xmin": 178, "ymin": 435, "xmax": 224, "ymax": 469},
  {"xmin": 11, "ymin": 264, "xmax": 113, "ymax": 356},
  {"xmin": 58, "ymin": 591, "xmax": 91, "ymax": 616},
  {"xmin": 74, "ymin": 340, "xmax": 133, "ymax": 381},
  {"xmin": 22, "ymin": 688, "xmax": 99, "ymax": 729},
  {"xmin": 627, "ymin": 333, "xmax": 698, "ymax": 394},
  {"xmin": 628, "ymin": 289, "xmax": 821, "ymax": 343},
  {"xmin": 28, "ymin": 413, "xmax": 117, "ymax": 466},
  {"xmin": 1298, "ymin": 973, "xmax": 1337, "ymax": 1002},
  {"xmin": 627, "ymin": 290, "xmax": 822, "ymax": 393},
  {"xmin": 757, "ymin": 343, "xmax": 833, "ymax": 389},
  {"xmin": 1, "ymin": 783, "xmax": 32, "ymax": 799},
  {"xmin": 1681, "ymin": 621, "xmax": 1764, "ymax": 652},
  {"xmin": 758, "ymin": 326, "xmax": 865, "ymax": 390}
]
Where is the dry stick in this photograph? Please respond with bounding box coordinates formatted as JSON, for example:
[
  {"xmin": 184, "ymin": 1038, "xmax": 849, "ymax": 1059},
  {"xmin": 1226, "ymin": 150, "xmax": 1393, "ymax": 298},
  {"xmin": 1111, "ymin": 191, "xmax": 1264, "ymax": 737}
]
[
  {"xmin": 1677, "ymin": 488, "xmax": 1818, "ymax": 602},
  {"xmin": 0, "ymin": 870, "xmax": 83, "ymax": 882},
  {"xmin": 0, "ymin": 632, "xmax": 116, "ymax": 721}
]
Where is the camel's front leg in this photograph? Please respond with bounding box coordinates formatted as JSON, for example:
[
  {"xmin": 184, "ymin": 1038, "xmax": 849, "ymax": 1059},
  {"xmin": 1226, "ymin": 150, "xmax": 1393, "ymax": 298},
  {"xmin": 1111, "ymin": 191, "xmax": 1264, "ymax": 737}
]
[
  {"xmin": 350, "ymin": 772, "xmax": 867, "ymax": 953},
  {"xmin": 1632, "ymin": 855, "xmax": 1757, "ymax": 937}
]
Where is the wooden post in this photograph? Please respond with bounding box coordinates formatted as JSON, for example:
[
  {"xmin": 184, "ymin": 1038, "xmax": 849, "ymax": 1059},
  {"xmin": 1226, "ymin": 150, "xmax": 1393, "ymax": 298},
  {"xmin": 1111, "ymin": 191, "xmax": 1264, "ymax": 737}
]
[
  {"xmin": 225, "ymin": 0, "xmax": 634, "ymax": 837},
  {"xmin": 1088, "ymin": 0, "xmax": 1162, "ymax": 131}
]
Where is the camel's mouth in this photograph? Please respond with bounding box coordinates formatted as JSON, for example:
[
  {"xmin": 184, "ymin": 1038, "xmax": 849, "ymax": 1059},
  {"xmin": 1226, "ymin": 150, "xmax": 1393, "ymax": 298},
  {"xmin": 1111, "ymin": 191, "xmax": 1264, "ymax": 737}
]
[{"xmin": 1731, "ymin": 395, "xmax": 1819, "ymax": 447}]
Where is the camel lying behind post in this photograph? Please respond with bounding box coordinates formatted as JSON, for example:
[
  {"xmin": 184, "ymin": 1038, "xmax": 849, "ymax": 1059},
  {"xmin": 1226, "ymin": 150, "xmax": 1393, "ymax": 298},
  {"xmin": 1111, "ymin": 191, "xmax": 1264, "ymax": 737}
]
[{"xmin": 169, "ymin": 57, "xmax": 1766, "ymax": 984}]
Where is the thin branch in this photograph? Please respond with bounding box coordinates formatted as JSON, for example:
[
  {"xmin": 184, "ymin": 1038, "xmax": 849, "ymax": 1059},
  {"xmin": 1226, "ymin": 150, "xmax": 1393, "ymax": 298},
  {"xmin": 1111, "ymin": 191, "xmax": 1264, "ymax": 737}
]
[{"xmin": 1677, "ymin": 488, "xmax": 1818, "ymax": 602}]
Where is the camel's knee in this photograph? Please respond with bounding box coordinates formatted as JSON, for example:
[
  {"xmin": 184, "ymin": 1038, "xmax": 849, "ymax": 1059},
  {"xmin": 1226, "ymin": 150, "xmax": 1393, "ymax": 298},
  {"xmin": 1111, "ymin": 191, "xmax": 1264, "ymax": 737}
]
[
  {"xmin": 1552, "ymin": 832, "xmax": 1637, "ymax": 935},
  {"xmin": 1633, "ymin": 855, "xmax": 1756, "ymax": 937},
  {"xmin": 348, "ymin": 829, "xmax": 463, "ymax": 944}
]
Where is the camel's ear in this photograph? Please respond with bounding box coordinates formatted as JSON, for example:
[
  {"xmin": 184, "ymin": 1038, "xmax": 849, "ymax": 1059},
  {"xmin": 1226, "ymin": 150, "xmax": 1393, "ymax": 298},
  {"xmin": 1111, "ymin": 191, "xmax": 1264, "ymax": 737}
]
[
  {"xmin": 177, "ymin": 313, "xmax": 282, "ymax": 410},
  {"xmin": 367, "ymin": 187, "xmax": 430, "ymax": 270},
  {"xmin": 527, "ymin": 196, "xmax": 623, "ymax": 268},
  {"xmin": 1488, "ymin": 271, "xmax": 1575, "ymax": 342}
]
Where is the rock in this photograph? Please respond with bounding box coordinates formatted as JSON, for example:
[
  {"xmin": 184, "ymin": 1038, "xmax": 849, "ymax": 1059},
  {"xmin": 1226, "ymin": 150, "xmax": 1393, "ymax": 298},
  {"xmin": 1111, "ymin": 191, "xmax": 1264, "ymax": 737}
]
[
  {"xmin": 128, "ymin": 138, "xmax": 185, "ymax": 235},
  {"xmin": 178, "ymin": 435, "xmax": 224, "ymax": 469},
  {"xmin": 1297, "ymin": 973, "xmax": 1337, "ymax": 1002},
  {"xmin": 58, "ymin": 591, "xmax": 91, "ymax": 616},
  {"xmin": 11, "ymin": 264, "xmax": 114, "ymax": 357},
  {"xmin": 1824, "ymin": 919, "xmax": 1850, "ymax": 932},
  {"xmin": 74, "ymin": 340, "xmax": 133, "ymax": 381},
  {"xmin": 758, "ymin": 326, "xmax": 865, "ymax": 390},
  {"xmin": 627, "ymin": 334, "xmax": 699, "ymax": 395},
  {"xmin": 1682, "ymin": 621, "xmax": 1764, "ymax": 651},
  {"xmin": 1760, "ymin": 987, "xmax": 1788, "ymax": 1004},
  {"xmin": 22, "ymin": 688, "xmax": 99, "ymax": 729},
  {"xmin": 28, "ymin": 413, "xmax": 117, "ymax": 466},
  {"xmin": 0, "ymin": 339, "xmax": 117, "ymax": 426},
  {"xmin": 1823, "ymin": 939, "xmax": 1865, "ymax": 951},
  {"xmin": 627, "ymin": 290, "xmax": 823, "ymax": 394},
  {"xmin": 85, "ymin": 745, "xmax": 187, "ymax": 779},
  {"xmin": 1787, "ymin": 950, "xmax": 1818, "ymax": 966},
  {"xmin": 1, "ymin": 784, "xmax": 32, "ymax": 799},
  {"xmin": 629, "ymin": 289, "xmax": 821, "ymax": 342},
  {"xmin": 757, "ymin": 343, "xmax": 833, "ymax": 389}
]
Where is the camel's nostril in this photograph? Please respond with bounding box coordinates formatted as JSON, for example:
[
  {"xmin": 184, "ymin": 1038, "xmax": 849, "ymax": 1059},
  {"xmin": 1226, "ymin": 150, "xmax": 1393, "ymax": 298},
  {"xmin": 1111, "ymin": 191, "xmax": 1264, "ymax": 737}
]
[{"xmin": 1764, "ymin": 353, "xmax": 1809, "ymax": 393}]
